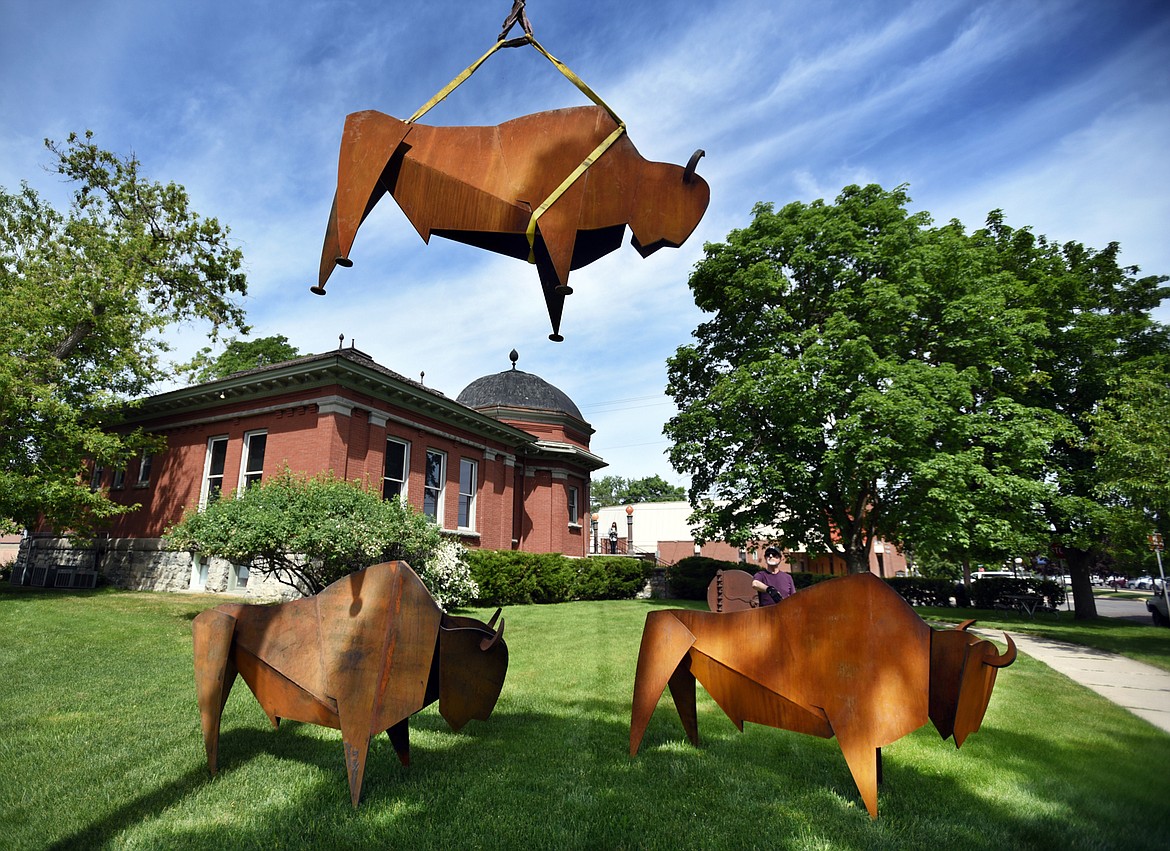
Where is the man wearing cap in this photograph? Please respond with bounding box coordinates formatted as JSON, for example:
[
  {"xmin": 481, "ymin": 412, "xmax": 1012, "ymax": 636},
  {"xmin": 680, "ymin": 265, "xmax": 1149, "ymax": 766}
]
[{"xmin": 752, "ymin": 547, "xmax": 796, "ymax": 606}]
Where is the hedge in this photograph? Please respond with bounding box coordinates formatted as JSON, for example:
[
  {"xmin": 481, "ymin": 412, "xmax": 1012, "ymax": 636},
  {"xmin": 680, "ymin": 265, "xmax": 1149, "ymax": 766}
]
[
  {"xmin": 666, "ymin": 556, "xmax": 738, "ymax": 600},
  {"xmin": 790, "ymin": 572, "xmax": 837, "ymax": 591},
  {"xmin": 966, "ymin": 576, "xmax": 1065, "ymax": 611},
  {"xmin": 468, "ymin": 549, "xmax": 1064, "ymax": 612},
  {"xmin": 465, "ymin": 550, "xmax": 651, "ymax": 606},
  {"xmin": 886, "ymin": 577, "xmax": 964, "ymax": 607}
]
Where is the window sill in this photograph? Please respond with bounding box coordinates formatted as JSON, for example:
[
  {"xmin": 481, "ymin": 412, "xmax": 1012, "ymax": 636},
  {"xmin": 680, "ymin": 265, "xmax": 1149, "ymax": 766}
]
[
  {"xmin": 445, "ymin": 528, "xmax": 481, "ymax": 540},
  {"xmin": 568, "ymin": 523, "xmax": 582, "ymax": 530}
]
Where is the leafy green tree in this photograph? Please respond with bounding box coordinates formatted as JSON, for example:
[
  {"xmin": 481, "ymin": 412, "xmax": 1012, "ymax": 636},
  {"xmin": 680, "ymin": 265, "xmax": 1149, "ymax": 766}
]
[
  {"xmin": 0, "ymin": 132, "xmax": 248, "ymax": 533},
  {"xmin": 1090, "ymin": 369, "xmax": 1170, "ymax": 574},
  {"xmin": 590, "ymin": 474, "xmax": 685, "ymax": 511},
  {"xmin": 1092, "ymin": 370, "xmax": 1170, "ymax": 522},
  {"xmin": 179, "ymin": 334, "xmax": 302, "ymax": 383},
  {"xmin": 665, "ymin": 185, "xmax": 1057, "ymax": 573},
  {"xmin": 164, "ymin": 469, "xmax": 471, "ymax": 600},
  {"xmin": 982, "ymin": 215, "xmax": 1169, "ymax": 615}
]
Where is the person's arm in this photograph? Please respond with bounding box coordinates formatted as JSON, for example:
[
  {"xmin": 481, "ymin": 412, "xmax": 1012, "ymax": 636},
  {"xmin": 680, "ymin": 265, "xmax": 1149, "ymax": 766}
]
[{"xmin": 753, "ymin": 575, "xmax": 783, "ymax": 602}]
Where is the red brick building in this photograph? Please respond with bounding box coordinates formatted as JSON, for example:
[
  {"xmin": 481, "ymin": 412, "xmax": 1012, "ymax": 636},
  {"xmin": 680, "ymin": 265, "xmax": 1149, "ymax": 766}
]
[{"xmin": 14, "ymin": 346, "xmax": 606, "ymax": 598}]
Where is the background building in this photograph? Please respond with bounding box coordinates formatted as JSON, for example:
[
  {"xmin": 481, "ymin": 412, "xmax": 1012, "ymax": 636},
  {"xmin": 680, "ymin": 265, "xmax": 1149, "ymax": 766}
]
[
  {"xmin": 13, "ymin": 347, "xmax": 606, "ymax": 598},
  {"xmin": 593, "ymin": 501, "xmax": 905, "ymax": 577}
]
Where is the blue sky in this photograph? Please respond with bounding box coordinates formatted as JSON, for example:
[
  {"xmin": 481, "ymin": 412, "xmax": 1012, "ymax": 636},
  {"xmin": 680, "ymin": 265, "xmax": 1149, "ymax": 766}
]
[{"xmin": 3, "ymin": 0, "xmax": 1168, "ymax": 486}]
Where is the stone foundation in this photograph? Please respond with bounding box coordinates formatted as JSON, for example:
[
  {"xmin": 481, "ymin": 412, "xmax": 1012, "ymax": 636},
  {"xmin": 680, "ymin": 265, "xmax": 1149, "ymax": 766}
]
[
  {"xmin": 11, "ymin": 536, "xmax": 302, "ymax": 601},
  {"xmin": 634, "ymin": 566, "xmax": 670, "ymax": 599},
  {"xmin": 649, "ymin": 566, "xmax": 670, "ymax": 598}
]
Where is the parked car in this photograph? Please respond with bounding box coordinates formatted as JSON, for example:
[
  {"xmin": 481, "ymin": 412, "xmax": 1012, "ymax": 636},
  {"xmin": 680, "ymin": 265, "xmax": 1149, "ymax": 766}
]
[
  {"xmin": 1128, "ymin": 576, "xmax": 1155, "ymax": 590},
  {"xmin": 1147, "ymin": 591, "xmax": 1169, "ymax": 627}
]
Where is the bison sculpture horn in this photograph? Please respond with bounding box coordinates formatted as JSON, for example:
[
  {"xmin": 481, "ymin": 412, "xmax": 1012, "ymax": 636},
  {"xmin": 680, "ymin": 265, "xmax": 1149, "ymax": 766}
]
[
  {"xmin": 315, "ymin": 105, "xmax": 710, "ymax": 341},
  {"xmin": 629, "ymin": 572, "xmax": 1016, "ymax": 818},
  {"xmin": 193, "ymin": 561, "xmax": 508, "ymax": 807}
]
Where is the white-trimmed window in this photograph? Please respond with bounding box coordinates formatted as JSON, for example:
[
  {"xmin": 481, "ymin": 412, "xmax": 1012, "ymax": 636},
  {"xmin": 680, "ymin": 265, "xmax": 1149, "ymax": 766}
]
[
  {"xmin": 458, "ymin": 458, "xmax": 477, "ymax": 529},
  {"xmin": 201, "ymin": 436, "xmax": 229, "ymax": 507},
  {"xmin": 423, "ymin": 449, "xmax": 446, "ymax": 523},
  {"xmin": 190, "ymin": 555, "xmax": 209, "ymax": 591},
  {"xmin": 229, "ymin": 562, "xmax": 249, "ymax": 591},
  {"xmin": 383, "ymin": 438, "xmax": 410, "ymax": 499},
  {"xmin": 90, "ymin": 464, "xmax": 105, "ymax": 492},
  {"xmin": 112, "ymin": 469, "xmax": 126, "ymax": 490},
  {"xmin": 239, "ymin": 431, "xmax": 267, "ymax": 490},
  {"xmin": 568, "ymin": 485, "xmax": 579, "ymax": 525},
  {"xmin": 136, "ymin": 451, "xmax": 153, "ymax": 487}
]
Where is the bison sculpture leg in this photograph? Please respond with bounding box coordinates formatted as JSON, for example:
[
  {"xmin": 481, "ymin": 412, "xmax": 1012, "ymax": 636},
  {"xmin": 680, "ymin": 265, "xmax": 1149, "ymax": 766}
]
[
  {"xmin": 192, "ymin": 607, "xmax": 242, "ymax": 774},
  {"xmin": 629, "ymin": 611, "xmax": 699, "ymax": 754}
]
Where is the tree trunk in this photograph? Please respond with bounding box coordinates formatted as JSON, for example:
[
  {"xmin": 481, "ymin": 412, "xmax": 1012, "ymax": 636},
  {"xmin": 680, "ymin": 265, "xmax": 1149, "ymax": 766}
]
[
  {"xmin": 1065, "ymin": 548, "xmax": 1097, "ymax": 620},
  {"xmin": 847, "ymin": 545, "xmax": 870, "ymax": 574}
]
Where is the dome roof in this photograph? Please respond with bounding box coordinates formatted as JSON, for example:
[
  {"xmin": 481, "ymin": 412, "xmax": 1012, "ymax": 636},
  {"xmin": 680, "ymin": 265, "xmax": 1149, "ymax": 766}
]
[{"xmin": 457, "ymin": 350, "xmax": 584, "ymax": 420}]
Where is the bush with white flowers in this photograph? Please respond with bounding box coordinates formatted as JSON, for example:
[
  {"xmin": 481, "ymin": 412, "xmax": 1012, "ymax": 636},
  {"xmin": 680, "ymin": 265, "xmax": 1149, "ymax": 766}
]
[{"xmin": 417, "ymin": 538, "xmax": 479, "ymax": 610}]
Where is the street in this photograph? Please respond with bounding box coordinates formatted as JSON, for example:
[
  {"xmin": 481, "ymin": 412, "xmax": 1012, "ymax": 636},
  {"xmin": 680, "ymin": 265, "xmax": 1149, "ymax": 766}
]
[{"xmin": 1087, "ymin": 593, "xmax": 1156, "ymax": 624}]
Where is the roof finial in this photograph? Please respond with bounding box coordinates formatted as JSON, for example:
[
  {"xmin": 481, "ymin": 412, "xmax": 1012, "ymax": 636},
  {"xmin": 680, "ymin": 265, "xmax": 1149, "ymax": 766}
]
[
  {"xmin": 338, "ymin": 334, "xmax": 345, "ymax": 350},
  {"xmin": 420, "ymin": 370, "xmax": 425, "ymax": 385},
  {"xmin": 509, "ymin": 348, "xmax": 519, "ymax": 370}
]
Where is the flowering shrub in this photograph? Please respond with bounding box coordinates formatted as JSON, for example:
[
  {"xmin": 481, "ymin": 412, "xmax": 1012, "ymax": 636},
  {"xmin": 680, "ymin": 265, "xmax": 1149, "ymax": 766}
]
[{"xmin": 417, "ymin": 538, "xmax": 479, "ymax": 610}]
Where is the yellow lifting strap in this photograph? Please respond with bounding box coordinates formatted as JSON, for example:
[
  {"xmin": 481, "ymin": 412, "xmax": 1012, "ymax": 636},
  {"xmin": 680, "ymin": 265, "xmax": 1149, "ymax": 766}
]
[{"xmin": 405, "ymin": 32, "xmax": 627, "ymax": 263}]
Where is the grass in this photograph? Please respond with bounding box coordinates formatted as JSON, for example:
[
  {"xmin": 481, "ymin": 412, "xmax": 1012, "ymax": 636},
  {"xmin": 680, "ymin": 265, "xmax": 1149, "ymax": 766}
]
[
  {"xmin": 1093, "ymin": 590, "xmax": 1150, "ymax": 600},
  {"xmin": 1, "ymin": 586, "xmax": 1168, "ymax": 850}
]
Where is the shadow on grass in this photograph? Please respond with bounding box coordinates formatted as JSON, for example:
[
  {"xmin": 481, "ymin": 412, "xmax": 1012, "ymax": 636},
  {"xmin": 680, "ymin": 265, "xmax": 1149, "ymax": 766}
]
[
  {"xmin": 45, "ymin": 725, "xmax": 343, "ymax": 851},
  {"xmin": 38, "ymin": 683, "xmax": 1170, "ymax": 851}
]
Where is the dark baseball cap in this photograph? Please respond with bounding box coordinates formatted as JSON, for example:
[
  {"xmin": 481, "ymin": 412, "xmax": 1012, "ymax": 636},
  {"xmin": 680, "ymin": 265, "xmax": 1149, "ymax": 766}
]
[{"xmin": 764, "ymin": 547, "xmax": 781, "ymax": 559}]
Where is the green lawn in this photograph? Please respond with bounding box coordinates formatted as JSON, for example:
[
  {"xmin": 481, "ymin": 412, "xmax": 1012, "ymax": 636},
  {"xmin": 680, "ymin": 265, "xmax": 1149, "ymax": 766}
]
[{"xmin": 2, "ymin": 587, "xmax": 1169, "ymax": 850}]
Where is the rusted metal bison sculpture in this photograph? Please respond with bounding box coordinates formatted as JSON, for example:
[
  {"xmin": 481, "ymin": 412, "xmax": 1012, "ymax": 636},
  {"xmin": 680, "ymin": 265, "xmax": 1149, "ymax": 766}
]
[
  {"xmin": 193, "ymin": 561, "xmax": 507, "ymax": 807},
  {"xmin": 630, "ymin": 572, "xmax": 1016, "ymax": 818},
  {"xmin": 314, "ymin": 105, "xmax": 710, "ymax": 340}
]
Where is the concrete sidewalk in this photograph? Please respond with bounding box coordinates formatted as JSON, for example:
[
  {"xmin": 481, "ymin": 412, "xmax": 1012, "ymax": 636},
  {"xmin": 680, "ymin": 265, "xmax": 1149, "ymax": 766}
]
[{"xmin": 998, "ymin": 631, "xmax": 1170, "ymax": 734}]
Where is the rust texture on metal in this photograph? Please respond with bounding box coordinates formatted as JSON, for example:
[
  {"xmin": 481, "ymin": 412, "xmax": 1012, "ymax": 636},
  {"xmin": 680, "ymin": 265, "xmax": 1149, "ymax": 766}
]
[
  {"xmin": 314, "ymin": 105, "xmax": 710, "ymax": 341},
  {"xmin": 706, "ymin": 568, "xmax": 759, "ymax": 612},
  {"xmin": 630, "ymin": 572, "xmax": 1016, "ymax": 818},
  {"xmin": 193, "ymin": 561, "xmax": 508, "ymax": 807}
]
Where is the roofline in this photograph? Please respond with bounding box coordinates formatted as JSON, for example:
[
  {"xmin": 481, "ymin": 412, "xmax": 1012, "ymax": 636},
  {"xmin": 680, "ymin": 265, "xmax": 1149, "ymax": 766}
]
[
  {"xmin": 524, "ymin": 439, "xmax": 609, "ymax": 472},
  {"xmin": 465, "ymin": 404, "xmax": 595, "ymax": 437},
  {"xmin": 121, "ymin": 349, "xmax": 538, "ymax": 447}
]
